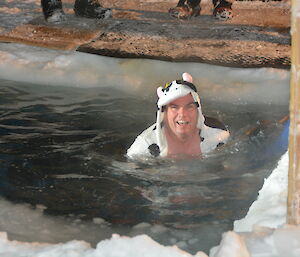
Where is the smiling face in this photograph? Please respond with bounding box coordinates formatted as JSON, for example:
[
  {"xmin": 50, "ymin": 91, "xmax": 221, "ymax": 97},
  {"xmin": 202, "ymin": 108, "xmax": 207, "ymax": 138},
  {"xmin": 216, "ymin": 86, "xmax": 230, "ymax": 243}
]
[{"xmin": 164, "ymin": 93, "xmax": 199, "ymax": 142}]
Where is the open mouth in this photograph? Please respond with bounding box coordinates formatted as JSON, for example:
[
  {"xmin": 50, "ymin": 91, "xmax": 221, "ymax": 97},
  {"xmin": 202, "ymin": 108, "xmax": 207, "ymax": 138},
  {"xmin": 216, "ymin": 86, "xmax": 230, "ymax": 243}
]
[{"xmin": 176, "ymin": 120, "xmax": 189, "ymax": 125}]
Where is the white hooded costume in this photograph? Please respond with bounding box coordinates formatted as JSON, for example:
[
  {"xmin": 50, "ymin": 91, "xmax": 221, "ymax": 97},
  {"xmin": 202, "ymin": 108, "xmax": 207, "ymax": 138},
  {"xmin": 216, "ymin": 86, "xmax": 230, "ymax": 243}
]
[{"xmin": 127, "ymin": 73, "xmax": 230, "ymax": 159}]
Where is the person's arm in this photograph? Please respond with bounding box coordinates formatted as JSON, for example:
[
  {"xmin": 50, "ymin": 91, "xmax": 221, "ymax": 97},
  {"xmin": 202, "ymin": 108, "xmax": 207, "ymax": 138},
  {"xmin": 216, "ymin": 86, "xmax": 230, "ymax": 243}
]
[
  {"xmin": 127, "ymin": 124, "xmax": 160, "ymax": 159},
  {"xmin": 201, "ymin": 117, "xmax": 230, "ymax": 153},
  {"xmin": 127, "ymin": 135, "xmax": 152, "ymax": 158}
]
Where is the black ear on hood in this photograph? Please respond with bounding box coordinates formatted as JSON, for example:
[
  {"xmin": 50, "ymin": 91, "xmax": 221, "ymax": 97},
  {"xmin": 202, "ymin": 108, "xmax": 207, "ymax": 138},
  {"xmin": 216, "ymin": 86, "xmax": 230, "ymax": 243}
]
[{"xmin": 204, "ymin": 116, "xmax": 227, "ymax": 131}]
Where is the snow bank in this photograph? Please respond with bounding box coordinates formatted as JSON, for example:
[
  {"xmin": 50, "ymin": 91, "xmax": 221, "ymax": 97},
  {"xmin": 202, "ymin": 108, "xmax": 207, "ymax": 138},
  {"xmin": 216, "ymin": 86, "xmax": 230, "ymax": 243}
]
[
  {"xmin": 210, "ymin": 223, "xmax": 300, "ymax": 257},
  {"xmin": 0, "ymin": 232, "xmax": 208, "ymax": 257},
  {"xmin": 234, "ymin": 152, "xmax": 288, "ymax": 231}
]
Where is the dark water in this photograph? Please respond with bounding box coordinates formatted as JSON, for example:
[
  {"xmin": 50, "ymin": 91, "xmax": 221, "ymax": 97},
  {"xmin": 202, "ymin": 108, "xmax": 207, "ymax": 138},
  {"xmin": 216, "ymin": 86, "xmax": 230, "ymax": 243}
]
[{"xmin": 0, "ymin": 78, "xmax": 288, "ymax": 253}]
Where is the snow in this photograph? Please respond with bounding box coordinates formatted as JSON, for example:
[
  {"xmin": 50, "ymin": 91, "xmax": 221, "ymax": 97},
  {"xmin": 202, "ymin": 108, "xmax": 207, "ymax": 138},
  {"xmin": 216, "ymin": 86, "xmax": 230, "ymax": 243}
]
[
  {"xmin": 234, "ymin": 152, "xmax": 288, "ymax": 231},
  {"xmin": 0, "ymin": 231, "xmax": 208, "ymax": 257},
  {"xmin": 210, "ymin": 231, "xmax": 250, "ymax": 257}
]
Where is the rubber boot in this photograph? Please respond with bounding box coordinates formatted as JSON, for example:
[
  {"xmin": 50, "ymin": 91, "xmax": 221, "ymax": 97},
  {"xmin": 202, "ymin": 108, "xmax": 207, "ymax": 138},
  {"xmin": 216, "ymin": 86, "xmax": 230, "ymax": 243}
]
[
  {"xmin": 74, "ymin": 0, "xmax": 112, "ymax": 19},
  {"xmin": 41, "ymin": 0, "xmax": 66, "ymax": 23},
  {"xmin": 212, "ymin": 0, "xmax": 233, "ymax": 20}
]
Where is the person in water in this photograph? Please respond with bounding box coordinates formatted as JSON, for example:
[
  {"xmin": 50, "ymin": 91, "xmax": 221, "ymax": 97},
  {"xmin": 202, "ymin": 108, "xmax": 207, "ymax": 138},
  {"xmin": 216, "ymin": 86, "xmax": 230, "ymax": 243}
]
[
  {"xmin": 127, "ymin": 73, "xmax": 230, "ymax": 159},
  {"xmin": 41, "ymin": 0, "xmax": 112, "ymax": 23}
]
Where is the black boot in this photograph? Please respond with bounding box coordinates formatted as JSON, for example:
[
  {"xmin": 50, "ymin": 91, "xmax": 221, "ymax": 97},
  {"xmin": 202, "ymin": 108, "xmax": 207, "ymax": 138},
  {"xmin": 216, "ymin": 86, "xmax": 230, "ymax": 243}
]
[
  {"xmin": 212, "ymin": 0, "xmax": 233, "ymax": 20},
  {"xmin": 186, "ymin": 0, "xmax": 201, "ymax": 17},
  {"xmin": 169, "ymin": 0, "xmax": 201, "ymax": 19},
  {"xmin": 74, "ymin": 0, "xmax": 112, "ymax": 19},
  {"xmin": 41, "ymin": 0, "xmax": 66, "ymax": 22}
]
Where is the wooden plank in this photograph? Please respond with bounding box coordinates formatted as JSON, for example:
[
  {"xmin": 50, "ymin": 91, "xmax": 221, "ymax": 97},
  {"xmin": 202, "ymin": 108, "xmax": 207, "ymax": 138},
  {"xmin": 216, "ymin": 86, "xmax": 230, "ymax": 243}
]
[{"xmin": 287, "ymin": 0, "xmax": 300, "ymax": 225}]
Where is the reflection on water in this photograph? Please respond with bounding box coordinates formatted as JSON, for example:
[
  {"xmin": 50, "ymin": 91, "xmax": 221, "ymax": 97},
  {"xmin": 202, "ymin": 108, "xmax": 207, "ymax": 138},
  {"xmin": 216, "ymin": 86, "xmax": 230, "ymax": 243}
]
[{"xmin": 0, "ymin": 79, "xmax": 288, "ymax": 253}]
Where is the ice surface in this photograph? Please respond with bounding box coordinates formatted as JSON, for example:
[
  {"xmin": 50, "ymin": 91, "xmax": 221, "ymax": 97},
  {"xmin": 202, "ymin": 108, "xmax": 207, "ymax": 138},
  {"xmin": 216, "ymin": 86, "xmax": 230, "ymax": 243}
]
[
  {"xmin": 0, "ymin": 43, "xmax": 290, "ymax": 105},
  {"xmin": 0, "ymin": 232, "xmax": 209, "ymax": 257}
]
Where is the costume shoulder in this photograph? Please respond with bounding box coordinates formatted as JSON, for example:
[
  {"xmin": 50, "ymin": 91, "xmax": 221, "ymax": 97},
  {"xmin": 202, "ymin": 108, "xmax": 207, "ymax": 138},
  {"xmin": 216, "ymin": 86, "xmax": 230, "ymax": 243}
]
[
  {"xmin": 201, "ymin": 116, "xmax": 230, "ymax": 154},
  {"xmin": 204, "ymin": 116, "xmax": 227, "ymax": 131},
  {"xmin": 127, "ymin": 124, "xmax": 160, "ymax": 158}
]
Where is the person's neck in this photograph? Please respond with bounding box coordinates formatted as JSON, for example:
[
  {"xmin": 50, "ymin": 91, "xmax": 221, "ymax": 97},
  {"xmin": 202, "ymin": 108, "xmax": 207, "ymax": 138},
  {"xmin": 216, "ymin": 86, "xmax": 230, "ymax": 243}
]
[{"xmin": 167, "ymin": 130, "xmax": 197, "ymax": 145}]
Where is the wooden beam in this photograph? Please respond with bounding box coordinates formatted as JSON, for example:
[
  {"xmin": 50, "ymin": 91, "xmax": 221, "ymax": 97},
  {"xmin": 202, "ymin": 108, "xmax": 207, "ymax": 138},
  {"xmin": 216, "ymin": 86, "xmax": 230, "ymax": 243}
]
[{"xmin": 287, "ymin": 0, "xmax": 300, "ymax": 225}]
